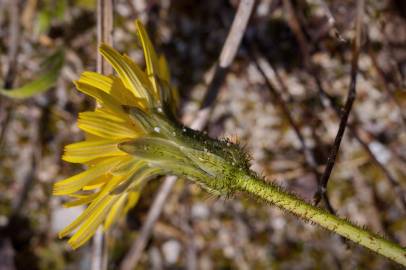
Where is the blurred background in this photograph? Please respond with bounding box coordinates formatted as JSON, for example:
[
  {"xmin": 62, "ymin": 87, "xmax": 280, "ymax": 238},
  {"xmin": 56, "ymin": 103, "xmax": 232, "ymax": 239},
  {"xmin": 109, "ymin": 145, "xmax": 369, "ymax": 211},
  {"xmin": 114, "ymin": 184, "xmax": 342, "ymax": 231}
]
[{"xmin": 0, "ymin": 0, "xmax": 406, "ymax": 269}]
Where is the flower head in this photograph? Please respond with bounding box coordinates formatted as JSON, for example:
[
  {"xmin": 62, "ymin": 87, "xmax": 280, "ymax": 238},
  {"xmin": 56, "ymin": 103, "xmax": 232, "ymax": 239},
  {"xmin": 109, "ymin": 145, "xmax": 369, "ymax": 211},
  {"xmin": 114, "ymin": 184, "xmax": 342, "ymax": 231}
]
[
  {"xmin": 54, "ymin": 20, "xmax": 178, "ymax": 249},
  {"xmin": 55, "ymin": 20, "xmax": 250, "ymax": 249}
]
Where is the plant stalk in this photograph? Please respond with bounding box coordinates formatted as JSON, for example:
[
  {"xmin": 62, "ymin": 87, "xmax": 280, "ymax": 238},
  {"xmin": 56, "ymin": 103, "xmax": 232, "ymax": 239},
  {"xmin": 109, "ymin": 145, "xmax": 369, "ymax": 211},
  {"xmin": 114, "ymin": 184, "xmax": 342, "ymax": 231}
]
[{"xmin": 237, "ymin": 174, "xmax": 406, "ymax": 266}]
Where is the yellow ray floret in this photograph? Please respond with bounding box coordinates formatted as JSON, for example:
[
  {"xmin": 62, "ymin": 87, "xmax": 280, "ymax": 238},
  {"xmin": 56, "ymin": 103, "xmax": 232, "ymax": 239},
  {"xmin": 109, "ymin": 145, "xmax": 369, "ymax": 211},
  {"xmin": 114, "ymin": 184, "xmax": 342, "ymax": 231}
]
[
  {"xmin": 135, "ymin": 20, "xmax": 160, "ymax": 93},
  {"xmin": 99, "ymin": 44, "xmax": 153, "ymax": 104},
  {"xmin": 79, "ymin": 71, "xmax": 144, "ymax": 107},
  {"xmin": 77, "ymin": 111, "xmax": 139, "ymax": 139},
  {"xmin": 158, "ymin": 55, "xmax": 171, "ymax": 84},
  {"xmin": 74, "ymin": 80, "xmax": 128, "ymax": 117},
  {"xmin": 82, "ymin": 175, "xmax": 110, "ymax": 190},
  {"xmin": 104, "ymin": 193, "xmax": 128, "ymax": 230},
  {"xmin": 68, "ymin": 195, "xmax": 118, "ymax": 249},
  {"xmin": 60, "ymin": 172, "xmax": 142, "ymax": 249},
  {"xmin": 54, "ymin": 156, "xmax": 126, "ymax": 195},
  {"xmin": 54, "ymin": 19, "xmax": 178, "ymax": 250},
  {"xmin": 63, "ymin": 193, "xmax": 98, "ymax": 207},
  {"xmin": 63, "ymin": 139, "xmax": 126, "ymax": 163}
]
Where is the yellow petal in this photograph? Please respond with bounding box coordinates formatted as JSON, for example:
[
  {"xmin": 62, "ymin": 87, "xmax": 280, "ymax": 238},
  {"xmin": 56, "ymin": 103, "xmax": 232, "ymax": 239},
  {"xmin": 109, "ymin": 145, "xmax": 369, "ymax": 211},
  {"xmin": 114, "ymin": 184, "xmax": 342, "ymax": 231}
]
[
  {"xmin": 77, "ymin": 111, "xmax": 139, "ymax": 139},
  {"xmin": 74, "ymin": 81, "xmax": 126, "ymax": 118},
  {"xmin": 68, "ymin": 191, "xmax": 95, "ymax": 199},
  {"xmin": 123, "ymin": 176, "xmax": 150, "ymax": 213},
  {"xmin": 59, "ymin": 198, "xmax": 102, "ymax": 239},
  {"xmin": 53, "ymin": 157, "xmax": 124, "ymax": 195},
  {"xmin": 104, "ymin": 193, "xmax": 128, "ymax": 230},
  {"xmin": 158, "ymin": 55, "xmax": 170, "ymax": 83},
  {"xmin": 99, "ymin": 44, "xmax": 153, "ymax": 104},
  {"xmin": 82, "ymin": 183, "xmax": 104, "ymax": 190},
  {"xmin": 136, "ymin": 20, "xmax": 178, "ymax": 110},
  {"xmin": 82, "ymin": 174, "xmax": 110, "ymax": 190},
  {"xmin": 63, "ymin": 193, "xmax": 97, "ymax": 207},
  {"xmin": 78, "ymin": 71, "xmax": 113, "ymax": 94},
  {"xmin": 58, "ymin": 175, "xmax": 124, "ymax": 239},
  {"xmin": 157, "ymin": 55, "xmax": 179, "ymax": 109},
  {"xmin": 109, "ymin": 166, "xmax": 158, "ymax": 196},
  {"xmin": 110, "ymin": 158, "xmax": 144, "ymax": 176},
  {"xmin": 79, "ymin": 71, "xmax": 145, "ymax": 107},
  {"xmin": 68, "ymin": 195, "xmax": 118, "ymax": 249},
  {"xmin": 171, "ymin": 85, "xmax": 180, "ymax": 106},
  {"xmin": 135, "ymin": 20, "xmax": 159, "ymax": 93},
  {"xmin": 124, "ymin": 190, "xmax": 141, "ymax": 213},
  {"xmin": 63, "ymin": 139, "xmax": 126, "ymax": 163}
]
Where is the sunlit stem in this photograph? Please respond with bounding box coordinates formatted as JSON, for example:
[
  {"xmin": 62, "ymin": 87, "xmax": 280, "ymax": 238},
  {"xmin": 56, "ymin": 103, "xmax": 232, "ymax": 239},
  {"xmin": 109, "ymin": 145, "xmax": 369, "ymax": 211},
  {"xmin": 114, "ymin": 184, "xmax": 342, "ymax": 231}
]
[{"xmin": 236, "ymin": 174, "xmax": 406, "ymax": 266}]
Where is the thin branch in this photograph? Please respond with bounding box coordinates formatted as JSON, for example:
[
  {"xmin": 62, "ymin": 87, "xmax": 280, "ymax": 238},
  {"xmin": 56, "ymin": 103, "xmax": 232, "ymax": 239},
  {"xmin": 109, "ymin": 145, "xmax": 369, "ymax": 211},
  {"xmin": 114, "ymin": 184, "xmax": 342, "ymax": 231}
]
[
  {"xmin": 218, "ymin": 0, "xmax": 255, "ymax": 69},
  {"xmin": 97, "ymin": 0, "xmax": 114, "ymax": 75},
  {"xmin": 376, "ymin": 20, "xmax": 405, "ymax": 86},
  {"xmin": 250, "ymin": 49, "xmax": 320, "ymax": 177},
  {"xmin": 120, "ymin": 175, "xmax": 177, "ymax": 270},
  {"xmin": 0, "ymin": 0, "xmax": 21, "ymax": 146},
  {"xmin": 367, "ymin": 42, "xmax": 406, "ymax": 126},
  {"xmin": 119, "ymin": 1, "xmax": 255, "ymax": 269},
  {"xmin": 185, "ymin": 213, "xmax": 197, "ymax": 270},
  {"xmin": 316, "ymin": 0, "xmax": 364, "ymax": 204},
  {"xmin": 250, "ymin": 46, "xmax": 337, "ymax": 214},
  {"xmin": 313, "ymin": 0, "xmax": 346, "ymax": 42},
  {"xmin": 283, "ymin": 0, "xmax": 310, "ymax": 68},
  {"xmin": 4, "ymin": 0, "xmax": 21, "ymax": 88},
  {"xmin": 92, "ymin": 1, "xmax": 114, "ymax": 270},
  {"xmin": 281, "ymin": 0, "xmax": 337, "ymax": 213},
  {"xmin": 313, "ymin": 65, "xmax": 406, "ymax": 212},
  {"xmin": 200, "ymin": 0, "xmax": 255, "ymax": 109},
  {"xmin": 351, "ymin": 127, "xmax": 406, "ymax": 210}
]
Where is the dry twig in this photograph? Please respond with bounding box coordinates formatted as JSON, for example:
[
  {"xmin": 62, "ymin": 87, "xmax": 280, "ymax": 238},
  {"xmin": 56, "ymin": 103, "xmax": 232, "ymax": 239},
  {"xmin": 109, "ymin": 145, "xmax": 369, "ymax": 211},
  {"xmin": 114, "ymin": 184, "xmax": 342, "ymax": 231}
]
[
  {"xmin": 367, "ymin": 42, "xmax": 406, "ymax": 126},
  {"xmin": 314, "ymin": 67, "xmax": 406, "ymax": 212},
  {"xmin": 280, "ymin": 0, "xmax": 399, "ymax": 214},
  {"xmin": 281, "ymin": 0, "xmax": 336, "ymax": 213},
  {"xmin": 250, "ymin": 48, "xmax": 322, "ymax": 186},
  {"xmin": 316, "ymin": 0, "xmax": 364, "ymax": 205},
  {"xmin": 0, "ymin": 0, "xmax": 21, "ymax": 146},
  {"xmin": 3, "ymin": 0, "xmax": 21, "ymax": 89},
  {"xmin": 313, "ymin": 0, "xmax": 346, "ymax": 42},
  {"xmin": 201, "ymin": 0, "xmax": 255, "ymax": 109},
  {"xmin": 283, "ymin": 0, "xmax": 310, "ymax": 68},
  {"xmin": 92, "ymin": 1, "xmax": 114, "ymax": 270}
]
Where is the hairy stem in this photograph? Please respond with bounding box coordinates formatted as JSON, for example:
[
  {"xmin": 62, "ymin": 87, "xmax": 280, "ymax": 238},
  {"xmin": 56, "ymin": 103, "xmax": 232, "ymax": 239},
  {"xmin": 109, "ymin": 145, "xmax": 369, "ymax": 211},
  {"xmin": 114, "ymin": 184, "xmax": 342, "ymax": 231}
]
[{"xmin": 236, "ymin": 174, "xmax": 406, "ymax": 266}]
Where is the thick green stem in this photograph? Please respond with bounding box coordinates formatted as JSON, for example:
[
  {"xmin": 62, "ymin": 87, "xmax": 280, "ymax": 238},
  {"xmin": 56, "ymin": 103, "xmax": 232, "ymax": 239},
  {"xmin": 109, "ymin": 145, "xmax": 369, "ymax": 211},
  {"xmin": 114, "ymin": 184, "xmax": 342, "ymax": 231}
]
[{"xmin": 237, "ymin": 174, "xmax": 406, "ymax": 266}]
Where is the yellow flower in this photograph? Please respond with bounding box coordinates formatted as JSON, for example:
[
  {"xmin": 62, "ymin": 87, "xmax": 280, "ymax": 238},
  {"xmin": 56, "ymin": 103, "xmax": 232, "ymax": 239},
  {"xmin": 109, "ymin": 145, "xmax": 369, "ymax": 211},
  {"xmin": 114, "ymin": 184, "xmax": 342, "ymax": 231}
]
[
  {"xmin": 54, "ymin": 20, "xmax": 178, "ymax": 249},
  {"xmin": 56, "ymin": 20, "xmax": 248, "ymax": 250}
]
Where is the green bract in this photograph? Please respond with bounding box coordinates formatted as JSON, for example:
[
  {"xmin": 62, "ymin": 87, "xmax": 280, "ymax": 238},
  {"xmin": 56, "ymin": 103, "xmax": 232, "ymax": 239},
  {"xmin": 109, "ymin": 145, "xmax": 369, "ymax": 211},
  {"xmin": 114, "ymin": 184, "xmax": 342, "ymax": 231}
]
[{"xmin": 119, "ymin": 106, "xmax": 251, "ymax": 195}]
